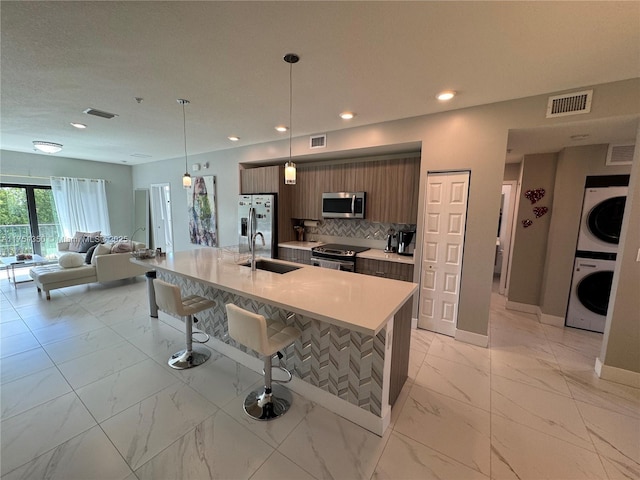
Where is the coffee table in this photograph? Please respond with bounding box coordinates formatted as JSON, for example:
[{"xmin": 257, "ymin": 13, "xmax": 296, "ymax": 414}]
[{"xmin": 1, "ymin": 254, "xmax": 47, "ymax": 288}]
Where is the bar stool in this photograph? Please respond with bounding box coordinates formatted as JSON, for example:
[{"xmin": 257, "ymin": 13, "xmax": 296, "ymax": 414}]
[
  {"xmin": 153, "ymin": 279, "xmax": 215, "ymax": 370},
  {"xmin": 225, "ymin": 303, "xmax": 301, "ymax": 420}
]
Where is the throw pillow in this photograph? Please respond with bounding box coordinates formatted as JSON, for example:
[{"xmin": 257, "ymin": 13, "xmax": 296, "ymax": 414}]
[
  {"xmin": 111, "ymin": 241, "xmax": 133, "ymax": 253},
  {"xmin": 91, "ymin": 243, "xmax": 112, "ymax": 265},
  {"xmin": 78, "ymin": 238, "xmax": 100, "ymax": 253},
  {"xmin": 84, "ymin": 244, "xmax": 98, "ymax": 264},
  {"xmin": 68, "ymin": 231, "xmax": 101, "ymax": 252},
  {"xmin": 58, "ymin": 252, "xmax": 85, "ymax": 268}
]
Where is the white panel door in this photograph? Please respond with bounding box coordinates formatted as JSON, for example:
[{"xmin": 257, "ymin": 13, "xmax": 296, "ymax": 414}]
[{"xmin": 418, "ymin": 171, "xmax": 470, "ymax": 336}]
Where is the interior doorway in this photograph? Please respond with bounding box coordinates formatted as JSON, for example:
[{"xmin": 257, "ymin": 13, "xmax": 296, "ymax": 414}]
[
  {"xmin": 496, "ymin": 181, "xmax": 517, "ymax": 296},
  {"xmin": 150, "ymin": 183, "xmax": 174, "ymax": 253}
]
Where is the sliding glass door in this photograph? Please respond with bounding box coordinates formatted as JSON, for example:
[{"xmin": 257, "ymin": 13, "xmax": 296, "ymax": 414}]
[{"xmin": 0, "ymin": 184, "xmax": 61, "ymax": 259}]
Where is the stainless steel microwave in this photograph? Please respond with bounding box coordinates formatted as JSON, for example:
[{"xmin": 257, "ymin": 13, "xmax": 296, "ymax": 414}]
[{"xmin": 322, "ymin": 192, "xmax": 365, "ymax": 219}]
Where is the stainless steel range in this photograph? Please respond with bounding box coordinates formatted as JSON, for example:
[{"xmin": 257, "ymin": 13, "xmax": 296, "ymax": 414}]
[{"xmin": 310, "ymin": 244, "xmax": 370, "ymax": 272}]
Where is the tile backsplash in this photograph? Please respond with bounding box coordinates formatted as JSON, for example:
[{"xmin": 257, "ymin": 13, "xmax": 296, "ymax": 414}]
[{"xmin": 303, "ymin": 218, "xmax": 416, "ymax": 248}]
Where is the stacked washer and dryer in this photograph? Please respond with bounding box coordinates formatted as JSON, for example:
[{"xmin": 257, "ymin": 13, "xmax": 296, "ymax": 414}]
[{"xmin": 566, "ymin": 175, "xmax": 629, "ymax": 333}]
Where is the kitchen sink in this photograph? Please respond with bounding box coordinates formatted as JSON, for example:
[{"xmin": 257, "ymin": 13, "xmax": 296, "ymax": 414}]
[{"xmin": 240, "ymin": 259, "xmax": 301, "ymax": 274}]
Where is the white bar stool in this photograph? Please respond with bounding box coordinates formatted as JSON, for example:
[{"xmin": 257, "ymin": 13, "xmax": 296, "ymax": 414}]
[
  {"xmin": 153, "ymin": 279, "xmax": 215, "ymax": 370},
  {"xmin": 225, "ymin": 303, "xmax": 301, "ymax": 420}
]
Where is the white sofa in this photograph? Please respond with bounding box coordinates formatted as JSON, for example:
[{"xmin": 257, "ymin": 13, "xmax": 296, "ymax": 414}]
[{"xmin": 29, "ymin": 241, "xmax": 151, "ymax": 300}]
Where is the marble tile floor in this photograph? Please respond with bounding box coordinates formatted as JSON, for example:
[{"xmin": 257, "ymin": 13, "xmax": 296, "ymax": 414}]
[{"xmin": 0, "ymin": 276, "xmax": 638, "ymax": 479}]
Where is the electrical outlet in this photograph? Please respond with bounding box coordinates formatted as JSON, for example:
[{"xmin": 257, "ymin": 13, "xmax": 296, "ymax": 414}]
[{"xmin": 636, "ymin": 248, "xmax": 640, "ymax": 262}]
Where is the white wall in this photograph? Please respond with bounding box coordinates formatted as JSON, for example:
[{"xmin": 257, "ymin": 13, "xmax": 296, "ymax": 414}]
[
  {"xmin": 132, "ymin": 150, "xmax": 240, "ymax": 251},
  {"xmin": 0, "ymin": 151, "xmax": 135, "ymax": 236}
]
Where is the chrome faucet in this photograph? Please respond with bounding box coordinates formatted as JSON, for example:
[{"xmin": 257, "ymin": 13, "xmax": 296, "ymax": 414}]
[
  {"xmin": 250, "ymin": 232, "xmax": 265, "ymax": 271},
  {"xmin": 248, "ymin": 206, "xmax": 265, "ymax": 271}
]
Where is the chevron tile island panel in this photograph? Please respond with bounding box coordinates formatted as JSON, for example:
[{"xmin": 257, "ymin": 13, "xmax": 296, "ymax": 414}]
[{"xmin": 158, "ymin": 271, "xmax": 387, "ymax": 416}]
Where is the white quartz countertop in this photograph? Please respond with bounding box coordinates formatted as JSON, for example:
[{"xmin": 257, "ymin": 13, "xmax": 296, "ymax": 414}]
[
  {"xmin": 357, "ymin": 249, "xmax": 415, "ymax": 265},
  {"xmin": 279, "ymin": 241, "xmax": 414, "ymax": 265},
  {"xmin": 134, "ymin": 249, "xmax": 417, "ymax": 336},
  {"xmin": 278, "ymin": 241, "xmax": 324, "ymax": 250}
]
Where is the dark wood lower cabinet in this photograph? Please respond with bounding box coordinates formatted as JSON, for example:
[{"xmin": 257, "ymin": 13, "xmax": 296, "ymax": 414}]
[
  {"xmin": 277, "ymin": 247, "xmax": 312, "ymax": 264},
  {"xmin": 356, "ymin": 258, "xmax": 414, "ymax": 282}
]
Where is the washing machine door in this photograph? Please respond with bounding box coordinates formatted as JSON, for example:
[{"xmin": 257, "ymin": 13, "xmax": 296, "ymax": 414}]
[
  {"xmin": 576, "ymin": 270, "xmax": 614, "ymax": 316},
  {"xmin": 587, "ymin": 196, "xmax": 626, "ymax": 245}
]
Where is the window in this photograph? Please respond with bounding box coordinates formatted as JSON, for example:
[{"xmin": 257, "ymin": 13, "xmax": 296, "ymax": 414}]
[{"xmin": 0, "ymin": 184, "xmax": 62, "ymax": 259}]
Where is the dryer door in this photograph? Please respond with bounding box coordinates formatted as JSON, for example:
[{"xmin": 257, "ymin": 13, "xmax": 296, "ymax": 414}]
[
  {"xmin": 576, "ymin": 270, "xmax": 614, "ymax": 316},
  {"xmin": 587, "ymin": 196, "xmax": 626, "ymax": 245}
]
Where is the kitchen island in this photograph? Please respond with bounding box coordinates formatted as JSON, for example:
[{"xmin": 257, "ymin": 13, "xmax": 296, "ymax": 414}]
[{"xmin": 133, "ymin": 248, "xmax": 417, "ymax": 435}]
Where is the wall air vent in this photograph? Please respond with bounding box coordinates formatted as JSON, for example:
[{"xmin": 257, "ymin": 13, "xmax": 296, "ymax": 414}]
[
  {"xmin": 310, "ymin": 134, "xmax": 327, "ymax": 149},
  {"xmin": 606, "ymin": 143, "xmax": 635, "ymax": 166},
  {"xmin": 83, "ymin": 107, "xmax": 118, "ymax": 119},
  {"xmin": 546, "ymin": 89, "xmax": 593, "ymax": 118}
]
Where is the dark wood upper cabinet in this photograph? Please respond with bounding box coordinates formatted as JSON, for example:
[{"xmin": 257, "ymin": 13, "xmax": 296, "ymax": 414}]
[
  {"xmin": 241, "ymin": 156, "xmax": 420, "ymax": 242},
  {"xmin": 291, "ymin": 156, "xmax": 420, "ymax": 224},
  {"xmin": 239, "ymin": 165, "xmax": 280, "ymax": 194}
]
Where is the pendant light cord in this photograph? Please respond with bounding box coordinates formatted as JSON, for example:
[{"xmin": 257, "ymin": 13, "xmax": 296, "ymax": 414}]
[
  {"xmin": 182, "ymin": 102, "xmax": 188, "ymax": 171},
  {"xmin": 289, "ymin": 59, "xmax": 293, "ymax": 160}
]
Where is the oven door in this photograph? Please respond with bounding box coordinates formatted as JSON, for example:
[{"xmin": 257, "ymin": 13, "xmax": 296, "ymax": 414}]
[{"xmin": 311, "ymin": 256, "xmax": 355, "ymax": 272}]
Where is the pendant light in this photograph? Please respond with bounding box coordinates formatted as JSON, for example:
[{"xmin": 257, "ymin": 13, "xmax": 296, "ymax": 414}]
[
  {"xmin": 283, "ymin": 53, "xmax": 299, "ymax": 185},
  {"xmin": 178, "ymin": 98, "xmax": 192, "ymax": 188}
]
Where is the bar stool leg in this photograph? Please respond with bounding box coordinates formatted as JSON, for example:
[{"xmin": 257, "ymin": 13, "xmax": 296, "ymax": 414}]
[
  {"xmin": 243, "ymin": 354, "xmax": 293, "ymax": 420},
  {"xmin": 168, "ymin": 314, "xmax": 211, "ymax": 370}
]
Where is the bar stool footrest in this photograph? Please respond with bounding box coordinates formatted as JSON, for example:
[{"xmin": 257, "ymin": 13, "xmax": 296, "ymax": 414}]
[{"xmin": 191, "ymin": 331, "xmax": 210, "ymax": 344}]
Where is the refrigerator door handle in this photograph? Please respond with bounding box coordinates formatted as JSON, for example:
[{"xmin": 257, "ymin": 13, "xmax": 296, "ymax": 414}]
[{"xmin": 248, "ymin": 207, "xmax": 256, "ymax": 252}]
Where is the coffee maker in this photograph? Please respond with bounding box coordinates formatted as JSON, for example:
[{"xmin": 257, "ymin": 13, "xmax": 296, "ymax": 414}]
[{"xmin": 397, "ymin": 229, "xmax": 415, "ymax": 256}]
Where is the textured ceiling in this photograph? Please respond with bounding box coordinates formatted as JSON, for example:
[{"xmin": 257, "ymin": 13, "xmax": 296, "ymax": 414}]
[{"xmin": 1, "ymin": 1, "xmax": 639, "ymax": 165}]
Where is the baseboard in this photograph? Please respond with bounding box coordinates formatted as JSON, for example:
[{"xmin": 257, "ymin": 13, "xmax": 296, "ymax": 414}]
[
  {"xmin": 455, "ymin": 329, "xmax": 489, "ymax": 348},
  {"xmin": 505, "ymin": 300, "xmax": 538, "ymax": 315},
  {"xmin": 536, "ymin": 308, "xmax": 565, "ymax": 327},
  {"xmin": 411, "ymin": 317, "xmax": 417, "ymax": 329},
  {"xmin": 595, "ymin": 357, "xmax": 640, "ymax": 388}
]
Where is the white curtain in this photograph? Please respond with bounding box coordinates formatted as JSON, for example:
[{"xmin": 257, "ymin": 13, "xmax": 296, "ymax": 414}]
[{"xmin": 50, "ymin": 177, "xmax": 111, "ymax": 238}]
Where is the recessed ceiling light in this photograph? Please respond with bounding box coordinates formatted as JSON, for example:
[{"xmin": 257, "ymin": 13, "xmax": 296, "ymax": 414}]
[
  {"xmin": 436, "ymin": 90, "xmax": 456, "ymax": 101},
  {"xmin": 275, "ymin": 125, "xmax": 289, "ymax": 132},
  {"xmin": 70, "ymin": 122, "xmax": 87, "ymax": 129},
  {"xmin": 228, "ymin": 136, "xmax": 240, "ymax": 142},
  {"xmin": 339, "ymin": 112, "xmax": 356, "ymax": 120},
  {"xmin": 570, "ymin": 134, "xmax": 590, "ymax": 140},
  {"xmin": 33, "ymin": 141, "xmax": 63, "ymax": 154}
]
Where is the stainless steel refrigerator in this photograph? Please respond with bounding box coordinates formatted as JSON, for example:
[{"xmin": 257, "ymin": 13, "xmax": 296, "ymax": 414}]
[{"xmin": 238, "ymin": 194, "xmax": 276, "ymax": 258}]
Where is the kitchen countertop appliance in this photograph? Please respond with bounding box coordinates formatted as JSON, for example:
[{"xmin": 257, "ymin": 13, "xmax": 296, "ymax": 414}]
[
  {"xmin": 384, "ymin": 228, "xmax": 397, "ymax": 253},
  {"xmin": 311, "ymin": 243, "xmax": 370, "ymax": 272},
  {"xmin": 238, "ymin": 194, "xmax": 276, "ymax": 258},
  {"xmin": 397, "ymin": 229, "xmax": 415, "ymax": 256}
]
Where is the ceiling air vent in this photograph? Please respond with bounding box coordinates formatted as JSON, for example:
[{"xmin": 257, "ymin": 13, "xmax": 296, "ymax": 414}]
[
  {"xmin": 546, "ymin": 89, "xmax": 593, "ymax": 118},
  {"xmin": 606, "ymin": 143, "xmax": 635, "ymax": 166},
  {"xmin": 83, "ymin": 107, "xmax": 118, "ymax": 119},
  {"xmin": 310, "ymin": 134, "xmax": 327, "ymax": 149}
]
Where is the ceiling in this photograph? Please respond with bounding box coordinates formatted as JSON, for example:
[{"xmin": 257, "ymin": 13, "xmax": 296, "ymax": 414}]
[{"xmin": 1, "ymin": 1, "xmax": 639, "ymax": 166}]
